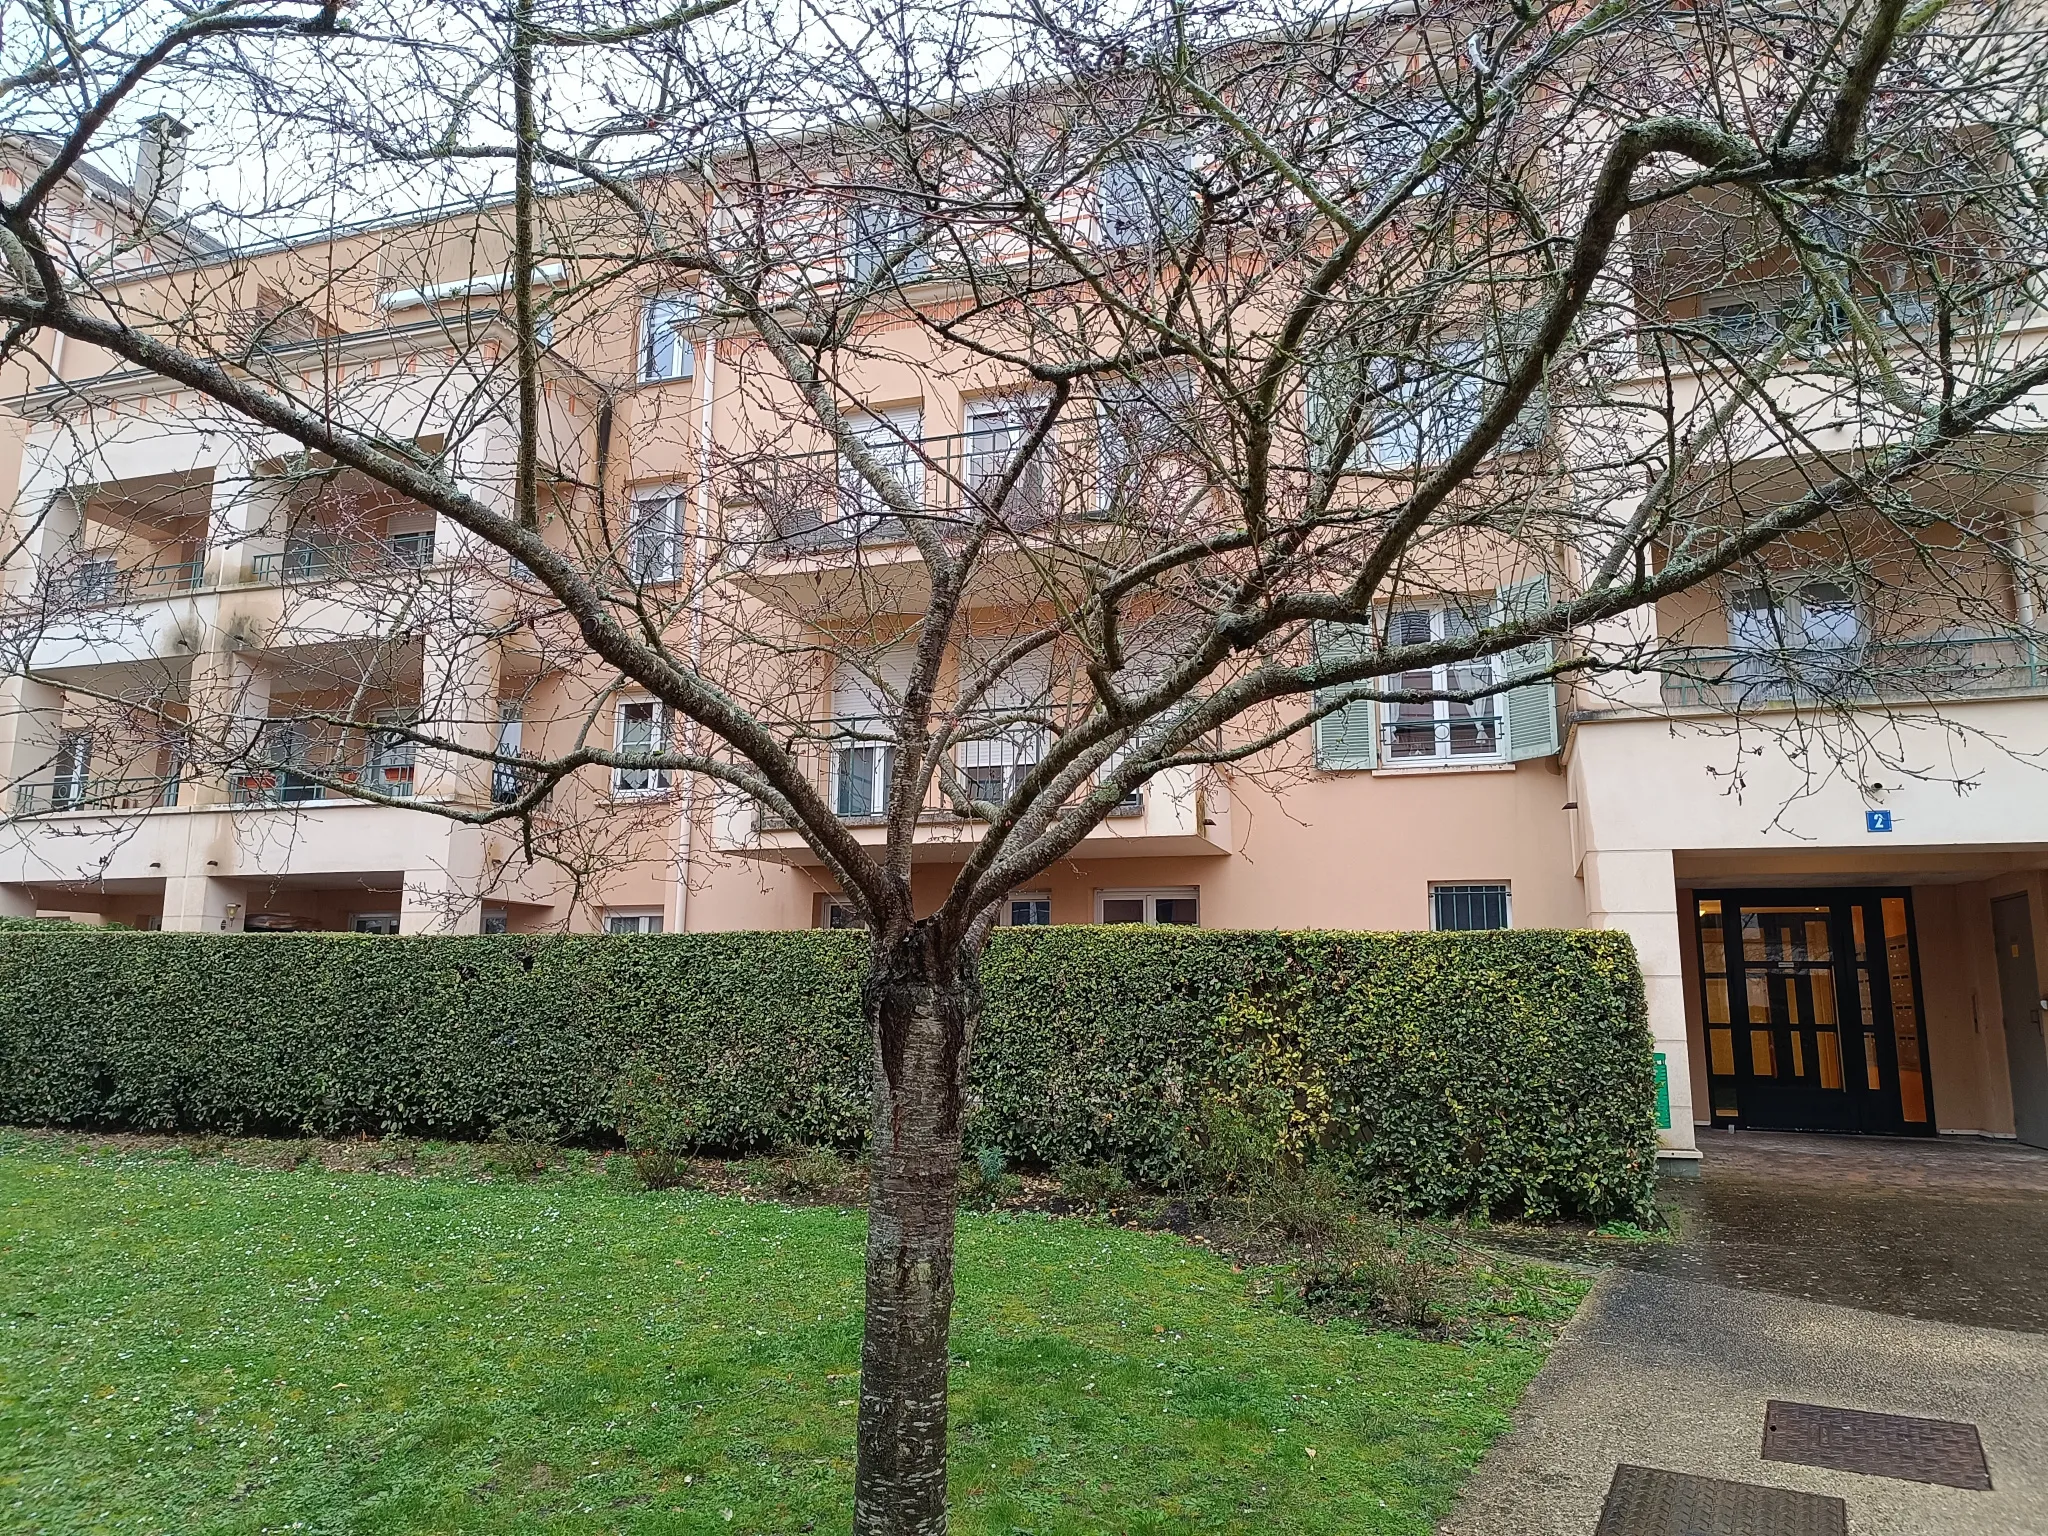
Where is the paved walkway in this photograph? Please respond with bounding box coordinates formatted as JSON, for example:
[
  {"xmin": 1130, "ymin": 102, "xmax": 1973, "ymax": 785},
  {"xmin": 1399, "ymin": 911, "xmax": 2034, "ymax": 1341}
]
[{"xmin": 1442, "ymin": 1132, "xmax": 2048, "ymax": 1535}]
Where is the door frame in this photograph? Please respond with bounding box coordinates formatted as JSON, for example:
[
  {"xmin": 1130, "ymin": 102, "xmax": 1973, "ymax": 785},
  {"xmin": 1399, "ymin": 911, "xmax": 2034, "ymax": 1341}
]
[
  {"xmin": 1693, "ymin": 885, "xmax": 1937, "ymax": 1136},
  {"xmin": 1991, "ymin": 891, "xmax": 2048, "ymax": 1149}
]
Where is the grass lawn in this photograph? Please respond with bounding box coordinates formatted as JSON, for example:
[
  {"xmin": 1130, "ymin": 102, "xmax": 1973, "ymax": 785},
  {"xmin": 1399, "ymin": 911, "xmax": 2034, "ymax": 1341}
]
[{"xmin": 0, "ymin": 1135, "xmax": 1581, "ymax": 1535}]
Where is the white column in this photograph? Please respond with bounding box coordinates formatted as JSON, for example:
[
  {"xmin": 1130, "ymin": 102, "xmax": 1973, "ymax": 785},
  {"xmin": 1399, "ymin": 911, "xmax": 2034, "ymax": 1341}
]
[
  {"xmin": 205, "ymin": 446, "xmax": 283, "ymax": 586},
  {"xmin": 180, "ymin": 647, "xmax": 271, "ymax": 808},
  {"xmin": 1583, "ymin": 845, "xmax": 1699, "ymax": 1156},
  {"xmin": 401, "ymin": 827, "xmax": 486, "ymax": 934},
  {"xmin": 162, "ymin": 873, "xmax": 241, "ymax": 933},
  {"xmin": 412, "ymin": 627, "xmax": 498, "ymax": 807},
  {"xmin": 0, "ymin": 674, "xmax": 68, "ymax": 805}
]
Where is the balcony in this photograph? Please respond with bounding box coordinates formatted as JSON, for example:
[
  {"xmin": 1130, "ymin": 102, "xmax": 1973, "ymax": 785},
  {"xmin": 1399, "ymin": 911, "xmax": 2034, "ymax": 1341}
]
[
  {"xmin": 49, "ymin": 556, "xmax": 206, "ymax": 606},
  {"xmin": 13, "ymin": 773, "xmax": 182, "ymax": 816},
  {"xmin": 227, "ymin": 716, "xmax": 418, "ymax": 805},
  {"xmin": 1658, "ymin": 634, "xmax": 2046, "ymax": 711},
  {"xmin": 250, "ymin": 531, "xmax": 436, "ymax": 583},
  {"xmin": 719, "ymin": 724, "xmax": 1227, "ymax": 863}
]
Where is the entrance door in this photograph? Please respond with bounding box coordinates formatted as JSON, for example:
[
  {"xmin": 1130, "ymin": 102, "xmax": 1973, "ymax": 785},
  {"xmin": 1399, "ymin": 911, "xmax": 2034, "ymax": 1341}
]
[
  {"xmin": 1992, "ymin": 894, "xmax": 2048, "ymax": 1149},
  {"xmin": 1695, "ymin": 890, "xmax": 1933, "ymax": 1134}
]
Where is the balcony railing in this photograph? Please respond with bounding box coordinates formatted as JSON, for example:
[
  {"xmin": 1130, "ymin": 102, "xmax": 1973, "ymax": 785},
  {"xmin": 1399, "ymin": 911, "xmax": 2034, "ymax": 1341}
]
[
  {"xmin": 13, "ymin": 772, "xmax": 182, "ymax": 816},
  {"xmin": 753, "ymin": 718, "xmax": 1144, "ymax": 832},
  {"xmin": 729, "ymin": 424, "xmax": 1154, "ymax": 558},
  {"xmin": 1660, "ymin": 634, "xmax": 2046, "ymax": 709},
  {"xmin": 51, "ymin": 557, "xmax": 206, "ymax": 606},
  {"xmin": 230, "ymin": 757, "xmax": 415, "ymax": 804},
  {"xmin": 250, "ymin": 531, "xmax": 436, "ymax": 583}
]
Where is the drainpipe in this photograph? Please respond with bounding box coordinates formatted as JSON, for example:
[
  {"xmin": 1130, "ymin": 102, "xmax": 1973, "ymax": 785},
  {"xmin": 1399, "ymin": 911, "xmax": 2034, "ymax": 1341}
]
[
  {"xmin": 2024, "ymin": 485, "xmax": 2047, "ymax": 686},
  {"xmin": 675, "ymin": 326, "xmax": 716, "ymax": 933}
]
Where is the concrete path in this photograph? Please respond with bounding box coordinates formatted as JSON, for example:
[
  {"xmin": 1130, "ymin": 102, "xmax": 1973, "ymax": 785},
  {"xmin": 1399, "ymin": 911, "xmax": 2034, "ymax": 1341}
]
[{"xmin": 1442, "ymin": 1132, "xmax": 2048, "ymax": 1535}]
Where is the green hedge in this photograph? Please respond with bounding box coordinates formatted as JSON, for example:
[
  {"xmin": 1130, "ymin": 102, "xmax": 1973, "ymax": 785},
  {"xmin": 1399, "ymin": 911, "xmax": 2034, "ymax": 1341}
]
[{"xmin": 0, "ymin": 926, "xmax": 1658, "ymax": 1221}]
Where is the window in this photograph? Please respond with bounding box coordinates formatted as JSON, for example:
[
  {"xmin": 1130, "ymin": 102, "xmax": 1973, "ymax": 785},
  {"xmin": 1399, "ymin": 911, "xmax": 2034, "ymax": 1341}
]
[
  {"xmin": 963, "ymin": 397, "xmax": 1049, "ymax": 521},
  {"xmin": 605, "ymin": 910, "xmax": 664, "ymax": 934},
  {"xmin": 367, "ymin": 711, "xmax": 416, "ymax": 798},
  {"xmin": 1383, "ymin": 605, "xmax": 1502, "ymax": 763},
  {"xmin": 491, "ymin": 701, "xmax": 527, "ymax": 805},
  {"xmin": 481, "ymin": 907, "xmax": 509, "ymax": 935},
  {"xmin": 1431, "ymin": 883, "xmax": 1510, "ymax": 932},
  {"xmin": 831, "ymin": 649, "xmax": 909, "ymax": 818},
  {"xmin": 848, "ymin": 202, "xmax": 930, "ymax": 285},
  {"xmin": 1097, "ymin": 145, "xmax": 1195, "ymax": 246},
  {"xmin": 835, "ymin": 742, "xmax": 894, "ymax": 818},
  {"xmin": 957, "ymin": 645, "xmax": 1050, "ymax": 811},
  {"xmin": 350, "ymin": 912, "xmax": 401, "ymax": 935},
  {"xmin": 821, "ymin": 899, "xmax": 866, "ymax": 930},
  {"xmin": 1095, "ymin": 887, "xmax": 1199, "ymax": 925},
  {"xmin": 1308, "ymin": 346, "xmax": 1483, "ymax": 472},
  {"xmin": 1003, "ymin": 891, "xmax": 1052, "ymax": 926},
  {"xmin": 613, "ymin": 700, "xmax": 670, "ymax": 794},
  {"xmin": 626, "ymin": 490, "xmax": 681, "ymax": 583},
  {"xmin": 640, "ymin": 293, "xmax": 696, "ymax": 382},
  {"xmin": 51, "ymin": 729, "xmax": 92, "ymax": 809},
  {"xmin": 73, "ymin": 554, "xmax": 119, "ymax": 604},
  {"xmin": 1727, "ymin": 579, "xmax": 1865, "ymax": 699},
  {"xmin": 836, "ymin": 410, "xmax": 922, "ymax": 539}
]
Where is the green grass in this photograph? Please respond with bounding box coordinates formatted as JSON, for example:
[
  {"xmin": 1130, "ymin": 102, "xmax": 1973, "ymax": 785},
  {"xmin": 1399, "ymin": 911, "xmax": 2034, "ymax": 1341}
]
[{"xmin": 0, "ymin": 1137, "xmax": 1580, "ymax": 1534}]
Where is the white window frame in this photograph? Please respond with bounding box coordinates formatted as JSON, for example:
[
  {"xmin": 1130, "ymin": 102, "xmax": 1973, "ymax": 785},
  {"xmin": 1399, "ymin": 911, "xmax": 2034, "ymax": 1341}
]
[
  {"xmin": 1094, "ymin": 887, "xmax": 1200, "ymax": 926},
  {"xmin": 350, "ymin": 911, "xmax": 401, "ymax": 935},
  {"xmin": 999, "ymin": 890, "xmax": 1053, "ymax": 927},
  {"xmin": 604, "ymin": 909, "xmax": 664, "ymax": 935},
  {"xmin": 625, "ymin": 488, "xmax": 682, "ymax": 584},
  {"xmin": 639, "ymin": 293, "xmax": 696, "ymax": 382},
  {"xmin": 835, "ymin": 408, "xmax": 923, "ymax": 539},
  {"xmin": 1380, "ymin": 604, "xmax": 1505, "ymax": 766},
  {"xmin": 1096, "ymin": 144, "xmax": 1195, "ymax": 247},
  {"xmin": 612, "ymin": 699, "xmax": 671, "ymax": 796},
  {"xmin": 848, "ymin": 201, "xmax": 930, "ymax": 285},
  {"xmin": 51, "ymin": 728, "xmax": 92, "ymax": 809},
  {"xmin": 1429, "ymin": 882, "xmax": 1512, "ymax": 932},
  {"xmin": 820, "ymin": 897, "xmax": 867, "ymax": 931}
]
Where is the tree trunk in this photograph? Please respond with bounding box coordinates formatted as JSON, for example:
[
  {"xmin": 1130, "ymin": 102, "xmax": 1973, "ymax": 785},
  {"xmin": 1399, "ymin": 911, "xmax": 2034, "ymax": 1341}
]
[{"xmin": 853, "ymin": 921, "xmax": 976, "ymax": 1536}]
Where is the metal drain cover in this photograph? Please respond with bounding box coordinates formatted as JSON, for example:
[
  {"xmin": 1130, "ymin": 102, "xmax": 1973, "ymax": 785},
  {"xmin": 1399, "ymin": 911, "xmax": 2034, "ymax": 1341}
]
[
  {"xmin": 1594, "ymin": 1464, "xmax": 1847, "ymax": 1536},
  {"xmin": 1763, "ymin": 1400, "xmax": 1992, "ymax": 1490}
]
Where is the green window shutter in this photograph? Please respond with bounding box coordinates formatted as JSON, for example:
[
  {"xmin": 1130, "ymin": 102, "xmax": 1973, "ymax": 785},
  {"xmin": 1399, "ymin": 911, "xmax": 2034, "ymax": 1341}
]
[
  {"xmin": 1312, "ymin": 621, "xmax": 1378, "ymax": 770},
  {"xmin": 1495, "ymin": 576, "xmax": 1560, "ymax": 761}
]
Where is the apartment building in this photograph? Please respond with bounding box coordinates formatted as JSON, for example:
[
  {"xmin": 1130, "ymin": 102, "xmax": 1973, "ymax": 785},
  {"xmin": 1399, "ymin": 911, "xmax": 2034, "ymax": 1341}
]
[{"xmin": 2, "ymin": 75, "xmax": 2044, "ymax": 1166}]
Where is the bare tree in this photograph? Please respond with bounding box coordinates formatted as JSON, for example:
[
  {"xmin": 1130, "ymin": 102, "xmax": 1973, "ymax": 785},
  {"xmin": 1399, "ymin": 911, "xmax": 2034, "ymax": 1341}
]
[{"xmin": 5, "ymin": 0, "xmax": 2048, "ymax": 1529}]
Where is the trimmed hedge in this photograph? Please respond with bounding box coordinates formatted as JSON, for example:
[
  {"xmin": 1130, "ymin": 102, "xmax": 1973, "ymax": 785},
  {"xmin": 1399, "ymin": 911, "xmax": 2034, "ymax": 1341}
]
[{"xmin": 0, "ymin": 926, "xmax": 1658, "ymax": 1221}]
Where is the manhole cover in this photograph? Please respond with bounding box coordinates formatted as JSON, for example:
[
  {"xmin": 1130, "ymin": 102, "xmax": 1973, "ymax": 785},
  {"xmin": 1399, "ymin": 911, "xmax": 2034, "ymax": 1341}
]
[
  {"xmin": 1594, "ymin": 1464, "xmax": 1846, "ymax": 1536},
  {"xmin": 1763, "ymin": 1400, "xmax": 1992, "ymax": 1490}
]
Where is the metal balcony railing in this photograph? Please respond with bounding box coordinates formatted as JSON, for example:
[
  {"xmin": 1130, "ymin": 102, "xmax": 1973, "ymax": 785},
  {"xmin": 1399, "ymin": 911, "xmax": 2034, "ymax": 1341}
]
[
  {"xmin": 1660, "ymin": 634, "xmax": 2047, "ymax": 709},
  {"xmin": 751, "ymin": 718, "xmax": 1145, "ymax": 832},
  {"xmin": 51, "ymin": 557, "xmax": 206, "ymax": 606},
  {"xmin": 14, "ymin": 773, "xmax": 182, "ymax": 816},
  {"xmin": 230, "ymin": 758, "xmax": 415, "ymax": 804},
  {"xmin": 728, "ymin": 423, "xmax": 1167, "ymax": 558},
  {"xmin": 250, "ymin": 531, "xmax": 436, "ymax": 583}
]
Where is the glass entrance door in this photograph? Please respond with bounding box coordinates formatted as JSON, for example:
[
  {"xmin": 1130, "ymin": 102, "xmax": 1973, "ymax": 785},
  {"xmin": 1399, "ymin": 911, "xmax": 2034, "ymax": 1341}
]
[{"xmin": 1695, "ymin": 889, "xmax": 1932, "ymax": 1134}]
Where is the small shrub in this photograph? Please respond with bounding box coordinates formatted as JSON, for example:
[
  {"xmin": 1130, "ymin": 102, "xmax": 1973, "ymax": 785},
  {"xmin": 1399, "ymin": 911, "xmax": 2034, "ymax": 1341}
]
[
  {"xmin": 1055, "ymin": 1158, "xmax": 1131, "ymax": 1207},
  {"xmin": 958, "ymin": 1147, "xmax": 1020, "ymax": 1205},
  {"xmin": 630, "ymin": 1147, "xmax": 689, "ymax": 1192},
  {"xmin": 1249, "ymin": 1164, "xmax": 1352, "ymax": 1245},
  {"xmin": 481, "ymin": 1131, "xmax": 549, "ymax": 1181},
  {"xmin": 1297, "ymin": 1243, "xmax": 1442, "ymax": 1330},
  {"xmin": 774, "ymin": 1145, "xmax": 853, "ymax": 1199}
]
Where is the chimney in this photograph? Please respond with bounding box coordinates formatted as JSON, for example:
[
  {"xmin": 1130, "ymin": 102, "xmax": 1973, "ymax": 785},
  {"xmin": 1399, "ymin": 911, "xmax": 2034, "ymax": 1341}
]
[{"xmin": 133, "ymin": 115, "xmax": 190, "ymax": 221}]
